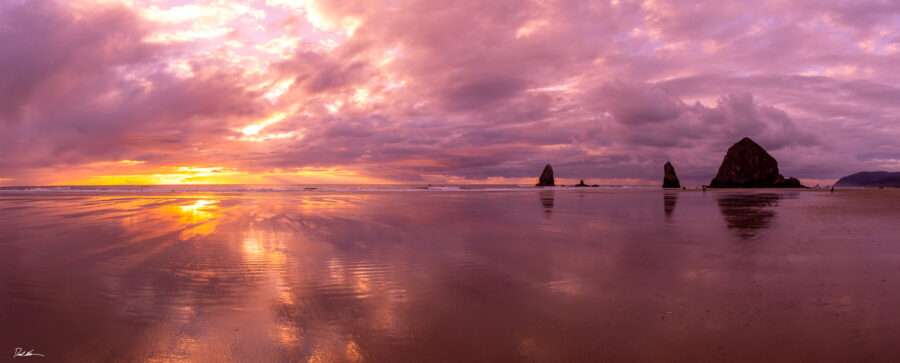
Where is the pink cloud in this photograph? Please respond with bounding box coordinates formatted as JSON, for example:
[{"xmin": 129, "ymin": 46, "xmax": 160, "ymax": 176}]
[{"xmin": 1, "ymin": 0, "xmax": 898, "ymax": 185}]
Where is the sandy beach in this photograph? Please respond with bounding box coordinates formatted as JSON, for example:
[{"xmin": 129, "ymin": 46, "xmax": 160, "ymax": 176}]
[{"xmin": 2, "ymin": 188, "xmax": 900, "ymax": 361}]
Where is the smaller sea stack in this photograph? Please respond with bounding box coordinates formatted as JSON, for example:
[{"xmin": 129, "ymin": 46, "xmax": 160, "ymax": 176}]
[
  {"xmin": 663, "ymin": 162, "xmax": 680, "ymax": 188},
  {"xmin": 575, "ymin": 179, "xmax": 588, "ymax": 187},
  {"xmin": 536, "ymin": 164, "xmax": 555, "ymax": 186}
]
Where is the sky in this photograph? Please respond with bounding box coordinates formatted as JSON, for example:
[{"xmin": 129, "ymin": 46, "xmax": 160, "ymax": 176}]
[{"xmin": 0, "ymin": 0, "xmax": 898, "ymax": 186}]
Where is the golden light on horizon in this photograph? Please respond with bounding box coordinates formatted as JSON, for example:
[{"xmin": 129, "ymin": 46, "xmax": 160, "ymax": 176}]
[
  {"xmin": 53, "ymin": 166, "xmax": 241, "ymax": 185},
  {"xmin": 48, "ymin": 164, "xmax": 397, "ymax": 186}
]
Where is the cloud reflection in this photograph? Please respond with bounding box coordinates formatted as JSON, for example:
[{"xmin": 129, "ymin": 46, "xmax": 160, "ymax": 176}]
[{"xmin": 8, "ymin": 190, "xmax": 896, "ymax": 361}]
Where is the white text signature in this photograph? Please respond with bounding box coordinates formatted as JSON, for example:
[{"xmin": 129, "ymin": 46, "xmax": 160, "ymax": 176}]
[{"xmin": 13, "ymin": 348, "xmax": 44, "ymax": 358}]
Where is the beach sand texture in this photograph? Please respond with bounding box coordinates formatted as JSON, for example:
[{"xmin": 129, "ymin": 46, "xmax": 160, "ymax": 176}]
[{"xmin": 1, "ymin": 189, "xmax": 899, "ymax": 362}]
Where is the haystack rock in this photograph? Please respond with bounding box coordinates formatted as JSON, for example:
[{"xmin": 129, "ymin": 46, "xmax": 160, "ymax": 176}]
[
  {"xmin": 663, "ymin": 162, "xmax": 680, "ymax": 188},
  {"xmin": 536, "ymin": 164, "xmax": 555, "ymax": 186},
  {"xmin": 709, "ymin": 137, "xmax": 804, "ymax": 188}
]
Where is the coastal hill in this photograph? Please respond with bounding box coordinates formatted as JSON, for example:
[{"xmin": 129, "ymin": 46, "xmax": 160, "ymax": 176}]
[
  {"xmin": 709, "ymin": 137, "xmax": 804, "ymax": 188},
  {"xmin": 834, "ymin": 171, "xmax": 900, "ymax": 188}
]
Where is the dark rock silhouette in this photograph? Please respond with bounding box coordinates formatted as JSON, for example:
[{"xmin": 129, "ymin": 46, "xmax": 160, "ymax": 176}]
[
  {"xmin": 663, "ymin": 162, "xmax": 680, "ymax": 188},
  {"xmin": 536, "ymin": 164, "xmax": 555, "ymax": 186},
  {"xmin": 709, "ymin": 137, "xmax": 804, "ymax": 188},
  {"xmin": 574, "ymin": 179, "xmax": 588, "ymax": 187},
  {"xmin": 834, "ymin": 171, "xmax": 900, "ymax": 188},
  {"xmin": 774, "ymin": 177, "xmax": 803, "ymax": 188}
]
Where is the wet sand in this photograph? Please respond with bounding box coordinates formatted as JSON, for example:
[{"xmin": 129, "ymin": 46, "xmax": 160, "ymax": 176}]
[{"xmin": 2, "ymin": 189, "xmax": 900, "ymax": 362}]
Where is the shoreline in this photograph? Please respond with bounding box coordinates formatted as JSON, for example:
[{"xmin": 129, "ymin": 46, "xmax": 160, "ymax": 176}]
[{"xmin": 0, "ymin": 185, "xmax": 876, "ymax": 197}]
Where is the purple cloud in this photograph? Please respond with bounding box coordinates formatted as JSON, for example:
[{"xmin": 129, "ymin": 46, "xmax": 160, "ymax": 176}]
[{"xmin": 0, "ymin": 0, "xmax": 898, "ymax": 185}]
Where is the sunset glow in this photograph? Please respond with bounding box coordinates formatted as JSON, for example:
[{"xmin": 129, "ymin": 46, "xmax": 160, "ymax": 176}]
[
  {"xmin": 6, "ymin": 2, "xmax": 900, "ymax": 361},
  {"xmin": 51, "ymin": 166, "xmax": 390, "ymax": 185},
  {"xmin": 1, "ymin": 0, "xmax": 898, "ymax": 186}
]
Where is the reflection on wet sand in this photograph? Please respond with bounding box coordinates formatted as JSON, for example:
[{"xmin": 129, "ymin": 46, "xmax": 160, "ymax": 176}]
[
  {"xmin": 539, "ymin": 190, "xmax": 554, "ymax": 214},
  {"xmin": 715, "ymin": 193, "xmax": 785, "ymax": 239},
  {"xmin": 171, "ymin": 198, "xmax": 220, "ymax": 238},
  {"xmin": 663, "ymin": 192, "xmax": 678, "ymax": 218},
  {"xmin": 4, "ymin": 190, "xmax": 900, "ymax": 361}
]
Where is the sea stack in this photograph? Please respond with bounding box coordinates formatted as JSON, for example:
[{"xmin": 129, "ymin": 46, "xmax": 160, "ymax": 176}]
[
  {"xmin": 575, "ymin": 179, "xmax": 588, "ymax": 187},
  {"xmin": 709, "ymin": 137, "xmax": 804, "ymax": 188},
  {"xmin": 663, "ymin": 162, "xmax": 680, "ymax": 188},
  {"xmin": 536, "ymin": 164, "xmax": 555, "ymax": 186}
]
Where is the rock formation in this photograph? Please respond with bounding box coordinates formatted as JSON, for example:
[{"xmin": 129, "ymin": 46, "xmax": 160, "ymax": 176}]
[
  {"xmin": 662, "ymin": 162, "xmax": 680, "ymax": 188},
  {"xmin": 709, "ymin": 137, "xmax": 804, "ymax": 188},
  {"xmin": 536, "ymin": 164, "xmax": 555, "ymax": 186},
  {"xmin": 575, "ymin": 179, "xmax": 588, "ymax": 187},
  {"xmin": 834, "ymin": 171, "xmax": 900, "ymax": 188}
]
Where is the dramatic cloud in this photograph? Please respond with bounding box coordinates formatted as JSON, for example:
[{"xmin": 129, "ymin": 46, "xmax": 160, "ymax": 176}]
[{"xmin": 0, "ymin": 0, "xmax": 898, "ymax": 186}]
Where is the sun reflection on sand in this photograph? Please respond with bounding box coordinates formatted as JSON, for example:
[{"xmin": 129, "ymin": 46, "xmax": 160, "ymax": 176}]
[
  {"xmin": 178, "ymin": 199, "xmax": 216, "ymax": 213},
  {"xmin": 6, "ymin": 191, "xmax": 900, "ymax": 361},
  {"xmin": 307, "ymin": 339, "xmax": 365, "ymax": 363},
  {"xmin": 169, "ymin": 198, "xmax": 221, "ymax": 239}
]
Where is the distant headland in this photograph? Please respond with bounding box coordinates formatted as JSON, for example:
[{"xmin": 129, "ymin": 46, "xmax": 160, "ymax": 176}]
[{"xmin": 834, "ymin": 171, "xmax": 900, "ymax": 188}]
